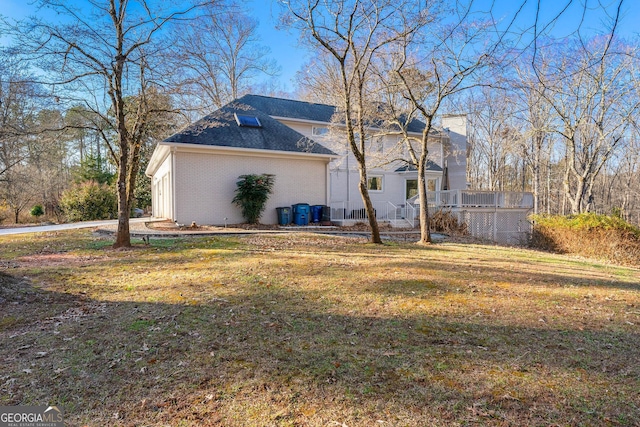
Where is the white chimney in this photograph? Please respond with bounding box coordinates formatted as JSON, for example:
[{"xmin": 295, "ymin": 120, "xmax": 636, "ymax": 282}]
[{"xmin": 441, "ymin": 114, "xmax": 468, "ymax": 191}]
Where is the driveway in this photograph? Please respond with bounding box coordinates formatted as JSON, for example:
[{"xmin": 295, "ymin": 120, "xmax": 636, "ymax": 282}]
[{"xmin": 0, "ymin": 218, "xmax": 150, "ymax": 236}]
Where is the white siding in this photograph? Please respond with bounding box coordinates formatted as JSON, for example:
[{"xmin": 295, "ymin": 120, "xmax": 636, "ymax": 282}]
[
  {"xmin": 442, "ymin": 115, "xmax": 468, "ymax": 190},
  {"xmin": 173, "ymin": 151, "xmax": 329, "ymax": 225},
  {"xmin": 275, "ymin": 117, "xmax": 458, "ymax": 207},
  {"xmin": 330, "ymin": 168, "xmax": 442, "ymax": 206}
]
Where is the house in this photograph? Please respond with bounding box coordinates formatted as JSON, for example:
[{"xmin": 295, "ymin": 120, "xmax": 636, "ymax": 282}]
[
  {"xmin": 146, "ymin": 94, "xmax": 469, "ymax": 227},
  {"xmin": 147, "ymin": 94, "xmax": 534, "ymax": 243}
]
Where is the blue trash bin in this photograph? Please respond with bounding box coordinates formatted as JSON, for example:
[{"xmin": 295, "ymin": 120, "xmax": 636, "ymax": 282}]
[
  {"xmin": 276, "ymin": 207, "xmax": 291, "ymax": 225},
  {"xmin": 293, "ymin": 212, "xmax": 308, "ymax": 226},
  {"xmin": 292, "ymin": 203, "xmax": 310, "ymax": 215},
  {"xmin": 310, "ymin": 205, "xmax": 323, "ymax": 223},
  {"xmin": 292, "ymin": 203, "xmax": 310, "ymax": 226}
]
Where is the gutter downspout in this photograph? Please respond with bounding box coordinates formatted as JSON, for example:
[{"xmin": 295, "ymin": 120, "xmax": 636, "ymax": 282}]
[
  {"xmin": 171, "ymin": 147, "xmax": 177, "ymax": 222},
  {"xmin": 326, "ymin": 161, "xmax": 331, "ymax": 205}
]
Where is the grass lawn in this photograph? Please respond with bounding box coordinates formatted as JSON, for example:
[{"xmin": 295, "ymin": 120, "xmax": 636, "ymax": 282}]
[{"xmin": 1, "ymin": 230, "xmax": 639, "ymax": 426}]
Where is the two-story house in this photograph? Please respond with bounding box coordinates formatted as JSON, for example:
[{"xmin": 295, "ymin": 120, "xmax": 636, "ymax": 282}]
[{"xmin": 145, "ymin": 94, "xmax": 468, "ymax": 226}]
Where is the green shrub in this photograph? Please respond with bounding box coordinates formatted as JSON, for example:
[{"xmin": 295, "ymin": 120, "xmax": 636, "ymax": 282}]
[
  {"xmin": 232, "ymin": 174, "xmax": 275, "ymax": 224},
  {"xmin": 530, "ymin": 213, "xmax": 640, "ymax": 266},
  {"xmin": 30, "ymin": 204, "xmax": 45, "ymax": 218},
  {"xmin": 60, "ymin": 181, "xmax": 117, "ymax": 222}
]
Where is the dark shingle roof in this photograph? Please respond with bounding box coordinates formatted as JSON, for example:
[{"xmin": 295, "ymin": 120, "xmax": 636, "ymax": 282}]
[
  {"xmin": 238, "ymin": 94, "xmax": 427, "ymax": 134},
  {"xmin": 395, "ymin": 161, "xmax": 443, "ymax": 172},
  {"xmin": 164, "ymin": 99, "xmax": 336, "ymax": 156},
  {"xmin": 237, "ymin": 94, "xmax": 336, "ymax": 123}
]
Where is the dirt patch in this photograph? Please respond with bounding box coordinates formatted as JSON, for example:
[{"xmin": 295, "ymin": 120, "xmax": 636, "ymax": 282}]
[{"xmin": 14, "ymin": 253, "xmax": 105, "ymax": 268}]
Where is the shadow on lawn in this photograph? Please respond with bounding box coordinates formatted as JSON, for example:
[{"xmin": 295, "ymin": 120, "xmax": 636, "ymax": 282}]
[
  {"xmin": 259, "ymin": 242, "xmax": 640, "ymax": 293},
  {"xmin": 383, "ymin": 257, "xmax": 640, "ymax": 292},
  {"xmin": 1, "ymin": 272, "xmax": 639, "ymax": 426}
]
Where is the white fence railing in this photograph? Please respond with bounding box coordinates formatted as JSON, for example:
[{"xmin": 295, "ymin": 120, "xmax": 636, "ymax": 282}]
[
  {"xmin": 419, "ymin": 190, "xmax": 534, "ymax": 209},
  {"xmin": 330, "ymin": 200, "xmax": 419, "ymax": 227},
  {"xmin": 330, "ymin": 200, "xmax": 392, "ymax": 222},
  {"xmin": 330, "ymin": 190, "xmax": 534, "ymax": 242},
  {"xmin": 332, "ymin": 191, "xmax": 532, "ymax": 222}
]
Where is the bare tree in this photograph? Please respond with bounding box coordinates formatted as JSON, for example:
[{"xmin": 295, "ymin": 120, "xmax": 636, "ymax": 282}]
[
  {"xmin": 294, "ymin": 52, "xmax": 346, "ymax": 105},
  {"xmin": 7, "ymin": 0, "xmax": 213, "ymax": 247},
  {"xmin": 172, "ymin": 3, "xmax": 279, "ymax": 115},
  {"xmin": 466, "ymin": 87, "xmax": 522, "ymax": 192},
  {"xmin": 0, "ymin": 57, "xmax": 37, "ymax": 181},
  {"xmin": 532, "ymin": 37, "xmax": 639, "ymax": 214},
  {"xmin": 281, "ymin": 0, "xmax": 427, "ymax": 244},
  {"xmin": 377, "ymin": 3, "xmax": 495, "ymax": 244},
  {"xmin": 511, "ymin": 67, "xmax": 555, "ymax": 214},
  {"xmin": 0, "ymin": 166, "xmax": 35, "ymax": 223}
]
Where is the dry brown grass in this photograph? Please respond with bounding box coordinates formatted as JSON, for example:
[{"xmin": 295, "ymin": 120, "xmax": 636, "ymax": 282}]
[
  {"xmin": 531, "ymin": 214, "xmax": 640, "ymax": 267},
  {"xmin": 1, "ymin": 230, "xmax": 639, "ymax": 426}
]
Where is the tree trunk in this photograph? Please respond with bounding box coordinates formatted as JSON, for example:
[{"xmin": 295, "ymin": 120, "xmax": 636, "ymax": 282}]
[
  {"xmin": 358, "ymin": 175, "xmax": 382, "ymax": 244},
  {"xmin": 569, "ymin": 176, "xmax": 586, "ymax": 214},
  {"xmin": 113, "ymin": 163, "xmax": 131, "ymax": 248},
  {"xmin": 417, "ymin": 169, "xmax": 431, "ymax": 244}
]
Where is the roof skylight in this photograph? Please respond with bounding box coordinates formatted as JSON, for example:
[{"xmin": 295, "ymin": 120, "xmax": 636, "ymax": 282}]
[{"xmin": 234, "ymin": 113, "xmax": 262, "ymax": 128}]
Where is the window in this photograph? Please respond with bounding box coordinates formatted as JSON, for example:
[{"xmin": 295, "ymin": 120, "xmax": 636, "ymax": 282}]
[
  {"xmin": 406, "ymin": 179, "xmax": 418, "ymax": 200},
  {"xmin": 312, "ymin": 126, "xmax": 329, "ymax": 136},
  {"xmin": 368, "ymin": 175, "xmax": 383, "ymax": 191},
  {"xmin": 427, "ymin": 179, "xmax": 437, "ymax": 192},
  {"xmin": 234, "ymin": 113, "xmax": 262, "ymax": 128}
]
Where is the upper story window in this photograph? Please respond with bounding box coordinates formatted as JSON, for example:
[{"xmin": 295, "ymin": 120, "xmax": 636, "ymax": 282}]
[
  {"xmin": 367, "ymin": 175, "xmax": 383, "ymax": 192},
  {"xmin": 312, "ymin": 126, "xmax": 329, "ymax": 136}
]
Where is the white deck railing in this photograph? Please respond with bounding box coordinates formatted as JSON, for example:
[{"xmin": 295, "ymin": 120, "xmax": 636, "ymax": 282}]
[
  {"xmin": 329, "ymin": 200, "xmax": 392, "ymax": 222},
  {"xmin": 422, "ymin": 190, "xmax": 534, "ymax": 209},
  {"xmin": 331, "ymin": 191, "xmax": 533, "ymax": 222},
  {"xmin": 329, "ymin": 191, "xmax": 534, "ymax": 242},
  {"xmin": 330, "ymin": 200, "xmax": 420, "ymax": 227}
]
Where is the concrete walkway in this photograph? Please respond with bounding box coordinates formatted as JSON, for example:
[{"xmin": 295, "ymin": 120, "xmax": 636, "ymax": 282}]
[
  {"xmin": 0, "ymin": 218, "xmax": 150, "ymax": 236},
  {"xmin": 1, "ymin": 218, "xmax": 434, "ymax": 241}
]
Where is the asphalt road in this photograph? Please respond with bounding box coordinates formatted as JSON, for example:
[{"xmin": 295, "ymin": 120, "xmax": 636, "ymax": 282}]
[{"xmin": 0, "ymin": 218, "xmax": 150, "ymax": 236}]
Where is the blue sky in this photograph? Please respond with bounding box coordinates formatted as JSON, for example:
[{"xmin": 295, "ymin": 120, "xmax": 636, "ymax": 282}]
[
  {"xmin": 3, "ymin": 0, "xmax": 638, "ymax": 92},
  {"xmin": 251, "ymin": 0, "xmax": 640, "ymax": 92}
]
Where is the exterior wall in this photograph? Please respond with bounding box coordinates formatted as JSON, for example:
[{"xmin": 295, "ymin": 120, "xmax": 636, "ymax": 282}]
[
  {"xmin": 277, "ymin": 120, "xmax": 315, "ymax": 139},
  {"xmin": 330, "ymin": 168, "xmax": 441, "ymax": 206},
  {"xmin": 442, "ymin": 114, "xmax": 469, "ymax": 190},
  {"xmin": 173, "ymin": 150, "xmax": 329, "ymax": 225},
  {"xmin": 277, "ymin": 117, "xmax": 449, "ymax": 203}
]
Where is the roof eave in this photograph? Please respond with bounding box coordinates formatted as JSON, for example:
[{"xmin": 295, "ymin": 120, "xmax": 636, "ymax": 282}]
[
  {"xmin": 157, "ymin": 141, "xmax": 338, "ymax": 161},
  {"xmin": 145, "ymin": 143, "xmax": 171, "ymax": 177}
]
